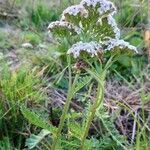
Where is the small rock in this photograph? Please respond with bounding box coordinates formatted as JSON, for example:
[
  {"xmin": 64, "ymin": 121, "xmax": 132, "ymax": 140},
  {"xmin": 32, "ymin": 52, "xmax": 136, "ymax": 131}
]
[{"xmin": 22, "ymin": 43, "xmax": 33, "ymax": 49}]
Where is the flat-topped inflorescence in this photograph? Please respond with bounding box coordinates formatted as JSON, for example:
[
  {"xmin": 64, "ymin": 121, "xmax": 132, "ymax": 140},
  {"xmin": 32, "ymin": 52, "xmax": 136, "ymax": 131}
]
[
  {"xmin": 67, "ymin": 41, "xmax": 102, "ymax": 58},
  {"xmin": 48, "ymin": 21, "xmax": 81, "ymax": 35},
  {"xmin": 105, "ymin": 39, "xmax": 138, "ymax": 53},
  {"xmin": 61, "ymin": 5, "xmax": 88, "ymax": 25},
  {"xmin": 80, "ymin": 0, "xmax": 117, "ymax": 16}
]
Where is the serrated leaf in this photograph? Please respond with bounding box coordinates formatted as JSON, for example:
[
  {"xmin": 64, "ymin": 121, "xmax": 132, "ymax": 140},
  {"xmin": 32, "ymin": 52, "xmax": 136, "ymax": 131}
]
[
  {"xmin": 68, "ymin": 121, "xmax": 84, "ymax": 139},
  {"xmin": 21, "ymin": 106, "xmax": 57, "ymax": 134},
  {"xmin": 74, "ymin": 76, "xmax": 92, "ymax": 94},
  {"xmin": 26, "ymin": 129, "xmax": 50, "ymax": 149},
  {"xmin": 83, "ymin": 139, "xmax": 94, "ymax": 150}
]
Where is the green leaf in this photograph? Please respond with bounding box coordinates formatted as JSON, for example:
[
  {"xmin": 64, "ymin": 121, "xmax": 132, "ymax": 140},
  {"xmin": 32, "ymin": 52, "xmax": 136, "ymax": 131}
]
[
  {"xmin": 74, "ymin": 76, "xmax": 92, "ymax": 94},
  {"xmin": 21, "ymin": 106, "xmax": 57, "ymax": 134},
  {"xmin": 26, "ymin": 129, "xmax": 50, "ymax": 149},
  {"xmin": 83, "ymin": 139, "xmax": 94, "ymax": 150},
  {"xmin": 68, "ymin": 121, "xmax": 84, "ymax": 139},
  {"xmin": 0, "ymin": 137, "xmax": 12, "ymax": 150}
]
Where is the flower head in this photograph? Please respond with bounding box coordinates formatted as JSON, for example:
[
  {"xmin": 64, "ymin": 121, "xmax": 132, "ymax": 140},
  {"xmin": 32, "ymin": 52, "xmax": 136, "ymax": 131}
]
[
  {"xmin": 48, "ymin": 21, "xmax": 81, "ymax": 35},
  {"xmin": 67, "ymin": 41, "xmax": 102, "ymax": 58},
  {"xmin": 61, "ymin": 5, "xmax": 88, "ymax": 18},
  {"xmin": 80, "ymin": 0, "xmax": 116, "ymax": 16},
  {"xmin": 98, "ymin": 0, "xmax": 117, "ymax": 15},
  {"xmin": 105, "ymin": 39, "xmax": 138, "ymax": 54},
  {"xmin": 61, "ymin": 5, "xmax": 88, "ymax": 25}
]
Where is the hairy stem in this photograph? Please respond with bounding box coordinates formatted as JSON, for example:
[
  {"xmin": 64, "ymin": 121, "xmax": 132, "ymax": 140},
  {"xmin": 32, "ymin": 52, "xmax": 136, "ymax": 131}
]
[
  {"xmin": 52, "ymin": 56, "xmax": 79, "ymax": 149},
  {"xmin": 80, "ymin": 71, "xmax": 105, "ymax": 150},
  {"xmin": 51, "ymin": 93, "xmax": 72, "ymax": 149}
]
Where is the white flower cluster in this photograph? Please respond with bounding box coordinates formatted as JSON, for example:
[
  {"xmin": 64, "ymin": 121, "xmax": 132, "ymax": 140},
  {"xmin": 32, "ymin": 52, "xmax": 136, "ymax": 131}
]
[
  {"xmin": 67, "ymin": 41, "xmax": 102, "ymax": 58},
  {"xmin": 98, "ymin": 0, "xmax": 116, "ymax": 15},
  {"xmin": 48, "ymin": 0, "xmax": 137, "ymax": 58},
  {"xmin": 105, "ymin": 39, "xmax": 138, "ymax": 53},
  {"xmin": 48, "ymin": 0, "xmax": 119, "ymax": 39},
  {"xmin": 80, "ymin": 0, "xmax": 116, "ymax": 15},
  {"xmin": 81, "ymin": 0, "xmax": 100, "ymax": 7},
  {"xmin": 107, "ymin": 15, "xmax": 120, "ymax": 39},
  {"xmin": 48, "ymin": 21, "xmax": 81, "ymax": 34},
  {"xmin": 61, "ymin": 5, "xmax": 88, "ymax": 19}
]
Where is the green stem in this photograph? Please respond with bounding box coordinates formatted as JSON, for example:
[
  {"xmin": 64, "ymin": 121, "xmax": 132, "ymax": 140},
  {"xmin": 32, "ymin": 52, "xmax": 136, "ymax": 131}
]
[
  {"xmin": 52, "ymin": 96, "xmax": 71, "ymax": 149},
  {"xmin": 52, "ymin": 56, "xmax": 79, "ymax": 149},
  {"xmin": 80, "ymin": 70, "xmax": 105, "ymax": 150},
  {"xmin": 79, "ymin": 56, "xmax": 115, "ymax": 149}
]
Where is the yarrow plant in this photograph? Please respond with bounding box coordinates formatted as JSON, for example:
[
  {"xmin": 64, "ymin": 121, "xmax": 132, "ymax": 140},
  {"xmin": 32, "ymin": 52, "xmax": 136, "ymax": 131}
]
[{"xmin": 48, "ymin": 0, "xmax": 137, "ymax": 149}]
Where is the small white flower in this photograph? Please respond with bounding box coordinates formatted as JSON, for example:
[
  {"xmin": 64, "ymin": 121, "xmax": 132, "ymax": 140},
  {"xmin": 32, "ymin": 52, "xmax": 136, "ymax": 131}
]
[
  {"xmin": 67, "ymin": 41, "xmax": 102, "ymax": 58},
  {"xmin": 81, "ymin": 0, "xmax": 99, "ymax": 7},
  {"xmin": 105, "ymin": 39, "xmax": 138, "ymax": 53},
  {"xmin": 98, "ymin": 0, "xmax": 117, "ymax": 15},
  {"xmin": 48, "ymin": 21, "xmax": 81, "ymax": 34},
  {"xmin": 61, "ymin": 5, "xmax": 88, "ymax": 19},
  {"xmin": 80, "ymin": 0, "xmax": 116, "ymax": 15}
]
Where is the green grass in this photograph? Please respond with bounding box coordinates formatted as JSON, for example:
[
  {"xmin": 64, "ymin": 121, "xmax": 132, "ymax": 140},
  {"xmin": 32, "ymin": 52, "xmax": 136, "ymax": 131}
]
[
  {"xmin": 18, "ymin": 0, "xmax": 59, "ymax": 30},
  {"xmin": 21, "ymin": 31, "xmax": 42, "ymax": 45},
  {"xmin": 0, "ymin": 64, "xmax": 46, "ymax": 149}
]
